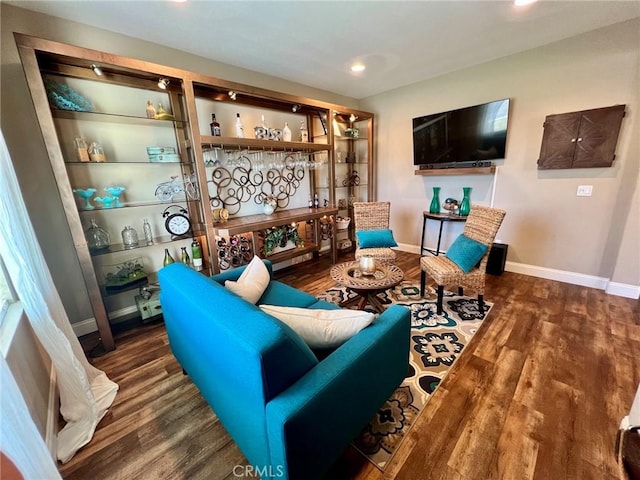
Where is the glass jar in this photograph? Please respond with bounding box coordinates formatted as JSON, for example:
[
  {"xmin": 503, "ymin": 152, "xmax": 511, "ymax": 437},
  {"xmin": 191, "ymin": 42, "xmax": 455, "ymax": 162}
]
[
  {"xmin": 88, "ymin": 141, "xmax": 106, "ymax": 162},
  {"xmin": 121, "ymin": 226, "xmax": 139, "ymax": 249},
  {"xmin": 74, "ymin": 137, "xmax": 89, "ymax": 162},
  {"xmin": 85, "ymin": 219, "xmax": 110, "ymax": 252}
]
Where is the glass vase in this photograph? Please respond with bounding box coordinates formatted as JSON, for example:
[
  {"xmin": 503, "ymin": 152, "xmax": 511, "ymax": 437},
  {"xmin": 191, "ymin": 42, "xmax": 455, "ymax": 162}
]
[
  {"xmin": 429, "ymin": 187, "xmax": 441, "ymax": 214},
  {"xmin": 85, "ymin": 219, "xmax": 110, "ymax": 252},
  {"xmin": 459, "ymin": 187, "xmax": 472, "ymax": 216}
]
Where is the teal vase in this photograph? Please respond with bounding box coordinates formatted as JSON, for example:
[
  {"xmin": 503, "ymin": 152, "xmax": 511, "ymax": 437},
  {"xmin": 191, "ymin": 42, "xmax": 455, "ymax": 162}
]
[
  {"xmin": 429, "ymin": 187, "xmax": 441, "ymax": 214},
  {"xmin": 459, "ymin": 187, "xmax": 471, "ymax": 216}
]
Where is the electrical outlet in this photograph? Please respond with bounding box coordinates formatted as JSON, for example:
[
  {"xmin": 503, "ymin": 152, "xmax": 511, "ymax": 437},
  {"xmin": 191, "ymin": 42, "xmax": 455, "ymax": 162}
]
[{"xmin": 577, "ymin": 185, "xmax": 593, "ymax": 197}]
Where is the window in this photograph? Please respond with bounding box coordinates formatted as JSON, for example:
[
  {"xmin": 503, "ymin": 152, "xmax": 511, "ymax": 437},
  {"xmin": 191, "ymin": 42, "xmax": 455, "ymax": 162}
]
[{"xmin": 0, "ymin": 255, "xmax": 16, "ymax": 323}]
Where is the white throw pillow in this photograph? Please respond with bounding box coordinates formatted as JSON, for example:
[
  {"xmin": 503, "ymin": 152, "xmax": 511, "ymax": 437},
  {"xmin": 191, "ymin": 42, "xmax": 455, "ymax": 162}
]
[
  {"xmin": 259, "ymin": 305, "xmax": 375, "ymax": 349},
  {"xmin": 225, "ymin": 255, "xmax": 270, "ymax": 304}
]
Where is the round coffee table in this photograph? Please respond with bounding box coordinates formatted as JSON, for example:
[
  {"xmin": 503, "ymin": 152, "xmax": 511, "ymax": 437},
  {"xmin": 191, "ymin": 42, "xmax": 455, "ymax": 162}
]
[{"xmin": 330, "ymin": 261, "xmax": 404, "ymax": 313}]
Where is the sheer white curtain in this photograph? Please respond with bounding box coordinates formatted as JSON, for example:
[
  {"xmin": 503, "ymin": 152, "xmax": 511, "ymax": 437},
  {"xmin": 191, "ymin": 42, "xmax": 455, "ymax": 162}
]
[
  {"xmin": 1, "ymin": 355, "xmax": 62, "ymax": 478},
  {"xmin": 0, "ymin": 130, "xmax": 118, "ymax": 463}
]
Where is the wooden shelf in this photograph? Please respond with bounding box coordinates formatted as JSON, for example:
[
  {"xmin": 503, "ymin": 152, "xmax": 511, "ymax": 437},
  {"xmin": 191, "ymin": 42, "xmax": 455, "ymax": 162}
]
[
  {"xmin": 213, "ymin": 206, "xmax": 338, "ymax": 236},
  {"xmin": 414, "ymin": 166, "xmax": 496, "ymax": 176},
  {"xmin": 263, "ymin": 243, "xmax": 319, "ymax": 264},
  {"xmin": 200, "ymin": 135, "xmax": 331, "ymax": 152}
]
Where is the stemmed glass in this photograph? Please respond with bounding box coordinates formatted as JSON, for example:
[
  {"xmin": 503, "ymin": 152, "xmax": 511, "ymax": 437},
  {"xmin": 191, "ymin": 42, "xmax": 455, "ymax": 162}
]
[{"xmin": 73, "ymin": 188, "xmax": 96, "ymax": 210}]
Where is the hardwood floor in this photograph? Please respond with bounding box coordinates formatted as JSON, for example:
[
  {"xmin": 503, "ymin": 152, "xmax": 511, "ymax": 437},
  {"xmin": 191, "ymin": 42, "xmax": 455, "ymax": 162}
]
[{"xmin": 62, "ymin": 251, "xmax": 640, "ymax": 480}]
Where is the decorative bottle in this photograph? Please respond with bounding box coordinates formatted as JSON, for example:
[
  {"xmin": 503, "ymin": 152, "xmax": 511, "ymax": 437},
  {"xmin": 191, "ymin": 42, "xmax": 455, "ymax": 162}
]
[
  {"xmin": 191, "ymin": 239, "xmax": 203, "ymax": 271},
  {"xmin": 299, "ymin": 121, "xmax": 308, "ymax": 142},
  {"xmin": 283, "ymin": 122, "xmax": 292, "ymax": 142},
  {"xmin": 163, "ymin": 248, "xmax": 175, "ymax": 266},
  {"xmin": 235, "ymin": 113, "xmax": 244, "ymax": 138},
  {"xmin": 429, "ymin": 187, "xmax": 441, "ymax": 214},
  {"xmin": 313, "ymin": 193, "xmax": 319, "ymax": 209},
  {"xmin": 121, "ymin": 226, "xmax": 139, "ymax": 249},
  {"xmin": 85, "ymin": 219, "xmax": 110, "ymax": 252},
  {"xmin": 210, "ymin": 114, "xmax": 221, "ymax": 136},
  {"xmin": 143, "ymin": 219, "xmax": 154, "ymax": 245},
  {"xmin": 180, "ymin": 246, "xmax": 190, "ymax": 264},
  {"xmin": 145, "ymin": 100, "xmax": 156, "ymax": 119},
  {"xmin": 459, "ymin": 187, "xmax": 472, "ymax": 216}
]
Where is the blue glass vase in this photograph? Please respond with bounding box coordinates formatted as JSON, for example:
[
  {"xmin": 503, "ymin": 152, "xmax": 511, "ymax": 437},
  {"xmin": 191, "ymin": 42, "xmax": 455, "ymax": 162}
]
[
  {"xmin": 459, "ymin": 187, "xmax": 471, "ymax": 216},
  {"xmin": 429, "ymin": 187, "xmax": 441, "ymax": 214}
]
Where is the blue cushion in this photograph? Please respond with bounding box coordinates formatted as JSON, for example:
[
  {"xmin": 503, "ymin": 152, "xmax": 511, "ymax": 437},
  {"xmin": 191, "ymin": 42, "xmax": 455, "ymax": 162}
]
[
  {"xmin": 445, "ymin": 234, "xmax": 488, "ymax": 273},
  {"xmin": 356, "ymin": 228, "xmax": 398, "ymax": 248}
]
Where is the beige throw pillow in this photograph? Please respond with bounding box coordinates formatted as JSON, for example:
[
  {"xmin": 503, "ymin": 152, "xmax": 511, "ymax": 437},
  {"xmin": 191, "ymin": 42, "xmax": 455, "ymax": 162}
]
[
  {"xmin": 259, "ymin": 305, "xmax": 375, "ymax": 349},
  {"xmin": 225, "ymin": 255, "xmax": 270, "ymax": 304}
]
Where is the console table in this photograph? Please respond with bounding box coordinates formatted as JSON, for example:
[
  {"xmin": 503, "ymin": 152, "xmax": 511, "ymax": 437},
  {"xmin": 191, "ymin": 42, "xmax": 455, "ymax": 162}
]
[{"xmin": 420, "ymin": 212, "xmax": 467, "ymax": 256}]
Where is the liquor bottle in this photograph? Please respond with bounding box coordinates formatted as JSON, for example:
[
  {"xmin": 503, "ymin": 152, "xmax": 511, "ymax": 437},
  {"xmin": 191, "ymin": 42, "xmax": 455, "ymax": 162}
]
[
  {"xmin": 299, "ymin": 120, "xmax": 308, "ymax": 143},
  {"xmin": 163, "ymin": 248, "xmax": 175, "ymax": 266},
  {"xmin": 191, "ymin": 238, "xmax": 203, "ymax": 271},
  {"xmin": 235, "ymin": 113, "xmax": 244, "ymax": 138},
  {"xmin": 308, "ymin": 195, "xmax": 313, "ymax": 208},
  {"xmin": 210, "ymin": 114, "xmax": 221, "ymax": 136},
  {"xmin": 313, "ymin": 193, "xmax": 319, "ymax": 209},
  {"xmin": 283, "ymin": 122, "xmax": 292, "ymax": 142},
  {"xmin": 180, "ymin": 246, "xmax": 190, "ymax": 264},
  {"xmin": 143, "ymin": 219, "xmax": 154, "ymax": 245}
]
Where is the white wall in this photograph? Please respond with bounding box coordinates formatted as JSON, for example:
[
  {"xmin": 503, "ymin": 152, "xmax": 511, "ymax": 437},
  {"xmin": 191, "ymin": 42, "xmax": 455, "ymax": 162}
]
[{"xmin": 361, "ymin": 19, "xmax": 640, "ymax": 293}]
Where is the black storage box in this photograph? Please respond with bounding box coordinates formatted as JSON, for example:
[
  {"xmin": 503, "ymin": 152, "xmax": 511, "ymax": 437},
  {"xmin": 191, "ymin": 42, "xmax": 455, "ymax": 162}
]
[{"xmin": 487, "ymin": 243, "xmax": 508, "ymax": 275}]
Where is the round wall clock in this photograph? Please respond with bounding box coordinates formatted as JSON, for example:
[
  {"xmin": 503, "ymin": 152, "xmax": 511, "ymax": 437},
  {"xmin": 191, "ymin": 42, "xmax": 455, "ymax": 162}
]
[{"xmin": 162, "ymin": 205, "xmax": 191, "ymax": 237}]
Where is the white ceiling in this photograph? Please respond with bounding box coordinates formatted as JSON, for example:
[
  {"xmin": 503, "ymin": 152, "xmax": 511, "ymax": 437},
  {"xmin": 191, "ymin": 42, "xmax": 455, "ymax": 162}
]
[{"xmin": 9, "ymin": 0, "xmax": 640, "ymax": 99}]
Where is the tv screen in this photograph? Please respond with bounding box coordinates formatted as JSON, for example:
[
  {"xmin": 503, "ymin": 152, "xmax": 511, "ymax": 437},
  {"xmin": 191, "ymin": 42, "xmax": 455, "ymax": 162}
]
[{"xmin": 413, "ymin": 99, "xmax": 510, "ymax": 167}]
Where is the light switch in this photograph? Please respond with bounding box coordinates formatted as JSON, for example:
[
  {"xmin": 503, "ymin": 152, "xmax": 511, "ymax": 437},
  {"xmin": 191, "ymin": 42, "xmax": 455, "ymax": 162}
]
[{"xmin": 577, "ymin": 185, "xmax": 593, "ymax": 196}]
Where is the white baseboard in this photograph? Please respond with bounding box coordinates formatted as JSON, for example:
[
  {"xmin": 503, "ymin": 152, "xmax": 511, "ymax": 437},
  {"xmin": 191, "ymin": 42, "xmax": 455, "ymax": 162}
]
[
  {"xmin": 396, "ymin": 243, "xmax": 420, "ymax": 255},
  {"xmin": 71, "ymin": 304, "xmax": 139, "ymax": 337},
  {"xmin": 72, "ymin": 317, "xmax": 98, "ymax": 337},
  {"xmin": 606, "ymin": 281, "xmax": 640, "ymax": 300},
  {"xmin": 505, "ymin": 261, "xmax": 609, "ymax": 289},
  {"xmin": 397, "ymin": 243, "xmax": 639, "ymax": 299}
]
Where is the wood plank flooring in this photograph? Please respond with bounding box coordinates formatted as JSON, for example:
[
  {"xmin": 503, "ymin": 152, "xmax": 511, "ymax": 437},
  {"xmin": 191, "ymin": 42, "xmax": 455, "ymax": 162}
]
[{"xmin": 62, "ymin": 251, "xmax": 640, "ymax": 480}]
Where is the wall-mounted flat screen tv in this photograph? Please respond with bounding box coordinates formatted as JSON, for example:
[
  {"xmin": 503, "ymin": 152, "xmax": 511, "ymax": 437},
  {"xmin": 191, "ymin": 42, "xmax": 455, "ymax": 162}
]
[{"xmin": 413, "ymin": 98, "xmax": 510, "ymax": 167}]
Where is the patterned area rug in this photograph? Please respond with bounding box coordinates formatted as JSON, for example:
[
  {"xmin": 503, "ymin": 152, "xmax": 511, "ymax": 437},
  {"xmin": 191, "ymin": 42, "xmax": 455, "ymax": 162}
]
[{"xmin": 316, "ymin": 281, "xmax": 492, "ymax": 471}]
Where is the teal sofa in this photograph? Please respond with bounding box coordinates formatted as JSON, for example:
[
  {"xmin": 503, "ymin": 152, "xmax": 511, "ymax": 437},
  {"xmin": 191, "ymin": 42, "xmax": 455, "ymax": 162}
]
[{"xmin": 158, "ymin": 261, "xmax": 410, "ymax": 480}]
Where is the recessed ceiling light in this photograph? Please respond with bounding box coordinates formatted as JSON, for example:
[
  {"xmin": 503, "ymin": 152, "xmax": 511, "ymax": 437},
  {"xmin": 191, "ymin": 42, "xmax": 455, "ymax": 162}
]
[
  {"xmin": 514, "ymin": 0, "xmax": 538, "ymax": 6},
  {"xmin": 351, "ymin": 63, "xmax": 366, "ymax": 73}
]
